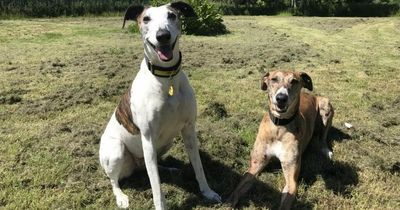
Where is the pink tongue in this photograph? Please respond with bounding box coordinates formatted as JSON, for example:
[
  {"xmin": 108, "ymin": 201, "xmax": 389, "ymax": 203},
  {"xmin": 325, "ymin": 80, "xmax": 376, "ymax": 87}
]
[{"xmin": 157, "ymin": 49, "xmax": 173, "ymax": 61}]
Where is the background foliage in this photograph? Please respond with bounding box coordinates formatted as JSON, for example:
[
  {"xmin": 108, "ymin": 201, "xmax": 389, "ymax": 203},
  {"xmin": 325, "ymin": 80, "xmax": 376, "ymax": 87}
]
[
  {"xmin": 0, "ymin": 0, "xmax": 399, "ymax": 18},
  {"xmin": 0, "ymin": 0, "xmax": 144, "ymax": 17},
  {"xmin": 182, "ymin": 0, "xmax": 228, "ymax": 35},
  {"xmin": 137, "ymin": 0, "xmax": 228, "ymax": 36}
]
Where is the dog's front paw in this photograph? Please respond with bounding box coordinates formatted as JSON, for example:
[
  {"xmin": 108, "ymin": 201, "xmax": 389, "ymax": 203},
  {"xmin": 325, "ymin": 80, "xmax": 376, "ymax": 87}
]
[
  {"xmin": 116, "ymin": 193, "xmax": 129, "ymax": 209},
  {"xmin": 226, "ymin": 193, "xmax": 238, "ymax": 208},
  {"xmin": 202, "ymin": 189, "xmax": 222, "ymax": 203}
]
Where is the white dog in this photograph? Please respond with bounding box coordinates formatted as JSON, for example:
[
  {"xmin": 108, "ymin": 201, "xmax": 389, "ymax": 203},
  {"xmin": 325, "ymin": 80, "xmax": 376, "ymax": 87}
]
[{"xmin": 99, "ymin": 2, "xmax": 221, "ymax": 209}]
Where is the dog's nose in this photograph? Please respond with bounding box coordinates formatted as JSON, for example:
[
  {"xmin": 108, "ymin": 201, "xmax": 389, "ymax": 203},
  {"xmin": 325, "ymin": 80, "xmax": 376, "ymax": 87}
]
[
  {"xmin": 156, "ymin": 29, "xmax": 171, "ymax": 43},
  {"xmin": 276, "ymin": 93, "xmax": 288, "ymax": 104}
]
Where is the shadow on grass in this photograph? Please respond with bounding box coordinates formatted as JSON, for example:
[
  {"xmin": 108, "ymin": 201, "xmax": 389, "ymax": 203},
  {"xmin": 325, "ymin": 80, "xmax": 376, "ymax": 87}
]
[
  {"xmin": 328, "ymin": 126, "xmax": 352, "ymax": 143},
  {"xmin": 119, "ymin": 126, "xmax": 356, "ymax": 209},
  {"xmin": 120, "ymin": 150, "xmax": 313, "ymax": 209},
  {"xmin": 301, "ymin": 126, "xmax": 358, "ymax": 197},
  {"xmin": 301, "ymin": 153, "xmax": 359, "ymax": 198}
]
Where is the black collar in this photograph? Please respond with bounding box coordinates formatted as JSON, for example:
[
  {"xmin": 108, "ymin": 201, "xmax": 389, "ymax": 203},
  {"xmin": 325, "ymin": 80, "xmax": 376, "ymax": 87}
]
[
  {"xmin": 145, "ymin": 52, "xmax": 182, "ymax": 78},
  {"xmin": 269, "ymin": 109, "xmax": 298, "ymax": 126}
]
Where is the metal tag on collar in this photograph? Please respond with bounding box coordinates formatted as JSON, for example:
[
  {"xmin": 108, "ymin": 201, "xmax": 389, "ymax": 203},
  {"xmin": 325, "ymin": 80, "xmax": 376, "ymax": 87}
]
[
  {"xmin": 168, "ymin": 71, "xmax": 174, "ymax": 96},
  {"xmin": 168, "ymin": 84, "xmax": 174, "ymax": 96}
]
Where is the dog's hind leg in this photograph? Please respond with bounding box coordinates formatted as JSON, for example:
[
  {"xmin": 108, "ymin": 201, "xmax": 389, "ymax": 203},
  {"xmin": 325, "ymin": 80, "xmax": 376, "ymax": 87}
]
[
  {"xmin": 317, "ymin": 97, "xmax": 334, "ymax": 159},
  {"xmin": 99, "ymin": 136, "xmax": 135, "ymax": 209}
]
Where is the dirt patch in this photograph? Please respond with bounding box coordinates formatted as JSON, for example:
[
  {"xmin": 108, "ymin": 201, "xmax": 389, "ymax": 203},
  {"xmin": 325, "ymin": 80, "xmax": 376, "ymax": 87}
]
[
  {"xmin": 183, "ymin": 21, "xmax": 315, "ymax": 73},
  {"xmin": 0, "ymin": 88, "xmax": 27, "ymax": 104},
  {"xmin": 21, "ymin": 85, "xmax": 96, "ymax": 114},
  {"xmin": 51, "ymin": 59, "xmax": 66, "ymax": 67},
  {"xmin": 39, "ymin": 59, "xmax": 67, "ymax": 75},
  {"xmin": 268, "ymin": 43, "xmax": 311, "ymax": 68},
  {"xmin": 330, "ymin": 59, "xmax": 341, "ymax": 64},
  {"xmin": 381, "ymin": 117, "xmax": 399, "ymax": 128},
  {"xmin": 369, "ymin": 102, "xmax": 385, "ymax": 114},
  {"xmin": 58, "ymin": 124, "xmax": 72, "ymax": 133},
  {"xmin": 0, "ymin": 95, "xmax": 22, "ymax": 104},
  {"xmin": 392, "ymin": 96, "xmax": 400, "ymax": 107},
  {"xmin": 71, "ymin": 147, "xmax": 95, "ymax": 157},
  {"xmin": 202, "ymin": 102, "xmax": 228, "ymax": 120},
  {"xmin": 5, "ymin": 66, "xmax": 19, "ymax": 71},
  {"xmin": 390, "ymin": 162, "xmax": 400, "ymax": 175},
  {"xmin": 294, "ymin": 18, "xmax": 368, "ymax": 32}
]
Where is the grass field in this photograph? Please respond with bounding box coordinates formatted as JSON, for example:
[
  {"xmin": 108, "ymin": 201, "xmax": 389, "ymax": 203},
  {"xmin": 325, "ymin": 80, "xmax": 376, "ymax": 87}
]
[{"xmin": 1, "ymin": 16, "xmax": 400, "ymax": 209}]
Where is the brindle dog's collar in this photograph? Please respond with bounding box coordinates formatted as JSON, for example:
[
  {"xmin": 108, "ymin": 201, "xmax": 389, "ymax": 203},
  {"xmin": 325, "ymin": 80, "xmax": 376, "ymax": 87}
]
[
  {"xmin": 145, "ymin": 51, "xmax": 182, "ymax": 78},
  {"xmin": 269, "ymin": 109, "xmax": 298, "ymax": 126}
]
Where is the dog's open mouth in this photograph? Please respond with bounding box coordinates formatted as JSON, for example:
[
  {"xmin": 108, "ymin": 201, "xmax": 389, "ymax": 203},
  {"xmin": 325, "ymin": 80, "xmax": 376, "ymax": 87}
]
[
  {"xmin": 276, "ymin": 104, "xmax": 287, "ymax": 113},
  {"xmin": 146, "ymin": 39, "xmax": 175, "ymax": 62},
  {"xmin": 157, "ymin": 45, "xmax": 173, "ymax": 61}
]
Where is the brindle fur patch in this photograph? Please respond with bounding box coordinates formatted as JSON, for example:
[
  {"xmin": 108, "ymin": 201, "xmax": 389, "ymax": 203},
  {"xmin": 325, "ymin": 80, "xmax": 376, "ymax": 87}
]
[{"xmin": 115, "ymin": 89, "xmax": 140, "ymax": 135}]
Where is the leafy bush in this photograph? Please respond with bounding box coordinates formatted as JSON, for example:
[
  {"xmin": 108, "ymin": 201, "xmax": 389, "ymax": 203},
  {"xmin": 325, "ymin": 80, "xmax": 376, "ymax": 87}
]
[
  {"xmin": 149, "ymin": 0, "xmax": 228, "ymax": 36},
  {"xmin": 127, "ymin": 22, "xmax": 140, "ymax": 33},
  {"xmin": 182, "ymin": 0, "xmax": 228, "ymax": 35},
  {"xmin": 150, "ymin": 0, "xmax": 228, "ymax": 36},
  {"xmin": 150, "ymin": 0, "xmax": 171, "ymax": 6},
  {"xmin": 126, "ymin": 0, "xmax": 228, "ymax": 36}
]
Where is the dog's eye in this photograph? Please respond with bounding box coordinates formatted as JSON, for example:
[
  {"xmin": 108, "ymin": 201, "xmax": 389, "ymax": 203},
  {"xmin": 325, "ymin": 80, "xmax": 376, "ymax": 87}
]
[
  {"xmin": 143, "ymin": 16, "xmax": 151, "ymax": 23},
  {"xmin": 291, "ymin": 79, "xmax": 299, "ymax": 85},
  {"xmin": 271, "ymin": 77, "xmax": 279, "ymax": 82},
  {"xmin": 168, "ymin": 13, "xmax": 177, "ymax": 20}
]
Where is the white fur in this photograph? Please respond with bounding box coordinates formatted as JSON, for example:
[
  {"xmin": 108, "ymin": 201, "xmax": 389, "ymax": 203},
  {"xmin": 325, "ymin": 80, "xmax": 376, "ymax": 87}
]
[
  {"xmin": 266, "ymin": 141, "xmax": 285, "ymax": 161},
  {"xmin": 142, "ymin": 6, "xmax": 181, "ymax": 67},
  {"xmin": 99, "ymin": 5, "xmax": 220, "ymax": 210},
  {"xmin": 273, "ymin": 87, "xmax": 289, "ymax": 105}
]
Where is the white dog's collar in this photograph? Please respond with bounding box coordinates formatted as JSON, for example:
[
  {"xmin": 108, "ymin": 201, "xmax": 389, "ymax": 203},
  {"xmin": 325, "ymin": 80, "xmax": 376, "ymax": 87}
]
[{"xmin": 145, "ymin": 52, "xmax": 182, "ymax": 77}]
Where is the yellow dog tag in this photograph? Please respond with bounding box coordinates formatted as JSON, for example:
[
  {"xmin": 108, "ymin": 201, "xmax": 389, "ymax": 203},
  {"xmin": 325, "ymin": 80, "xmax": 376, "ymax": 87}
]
[{"xmin": 168, "ymin": 85, "xmax": 174, "ymax": 96}]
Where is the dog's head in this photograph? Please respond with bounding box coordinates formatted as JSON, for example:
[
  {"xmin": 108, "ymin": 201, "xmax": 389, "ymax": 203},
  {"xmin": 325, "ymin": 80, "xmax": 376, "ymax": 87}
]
[
  {"xmin": 261, "ymin": 70, "xmax": 313, "ymax": 118},
  {"xmin": 123, "ymin": 2, "xmax": 196, "ymax": 64}
]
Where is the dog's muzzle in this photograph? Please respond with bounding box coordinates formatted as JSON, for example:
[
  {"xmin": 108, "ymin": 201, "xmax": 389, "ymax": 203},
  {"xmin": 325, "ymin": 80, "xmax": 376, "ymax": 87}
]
[
  {"xmin": 146, "ymin": 29, "xmax": 178, "ymax": 62},
  {"xmin": 156, "ymin": 29, "xmax": 171, "ymax": 43},
  {"xmin": 275, "ymin": 93, "xmax": 288, "ymax": 112}
]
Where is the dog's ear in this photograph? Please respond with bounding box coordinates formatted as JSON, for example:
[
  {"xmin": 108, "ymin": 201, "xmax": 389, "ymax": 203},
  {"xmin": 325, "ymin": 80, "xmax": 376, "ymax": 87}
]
[
  {"xmin": 261, "ymin": 72, "xmax": 270, "ymax": 91},
  {"xmin": 123, "ymin": 5, "xmax": 145, "ymax": 29},
  {"xmin": 170, "ymin": 1, "xmax": 196, "ymax": 17},
  {"xmin": 300, "ymin": 72, "xmax": 313, "ymax": 91}
]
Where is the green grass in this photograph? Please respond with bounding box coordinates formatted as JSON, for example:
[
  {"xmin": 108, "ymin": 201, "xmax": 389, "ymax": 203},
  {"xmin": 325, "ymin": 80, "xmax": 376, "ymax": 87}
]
[
  {"xmin": 1, "ymin": 16, "xmax": 400, "ymax": 209},
  {"xmin": 276, "ymin": 11, "xmax": 293, "ymax": 17}
]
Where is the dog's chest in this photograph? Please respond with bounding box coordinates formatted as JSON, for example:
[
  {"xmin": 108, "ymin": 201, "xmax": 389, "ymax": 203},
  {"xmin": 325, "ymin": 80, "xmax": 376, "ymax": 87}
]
[
  {"xmin": 265, "ymin": 129, "xmax": 299, "ymax": 162},
  {"xmin": 157, "ymin": 95, "xmax": 189, "ymax": 135},
  {"xmin": 128, "ymin": 72, "xmax": 195, "ymax": 157},
  {"xmin": 266, "ymin": 141, "xmax": 285, "ymax": 160},
  {"xmin": 121, "ymin": 94, "xmax": 191, "ymax": 158}
]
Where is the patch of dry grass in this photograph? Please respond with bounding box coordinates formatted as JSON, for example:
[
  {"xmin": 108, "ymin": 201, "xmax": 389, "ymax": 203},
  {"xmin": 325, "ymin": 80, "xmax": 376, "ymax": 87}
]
[{"xmin": 1, "ymin": 16, "xmax": 399, "ymax": 209}]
